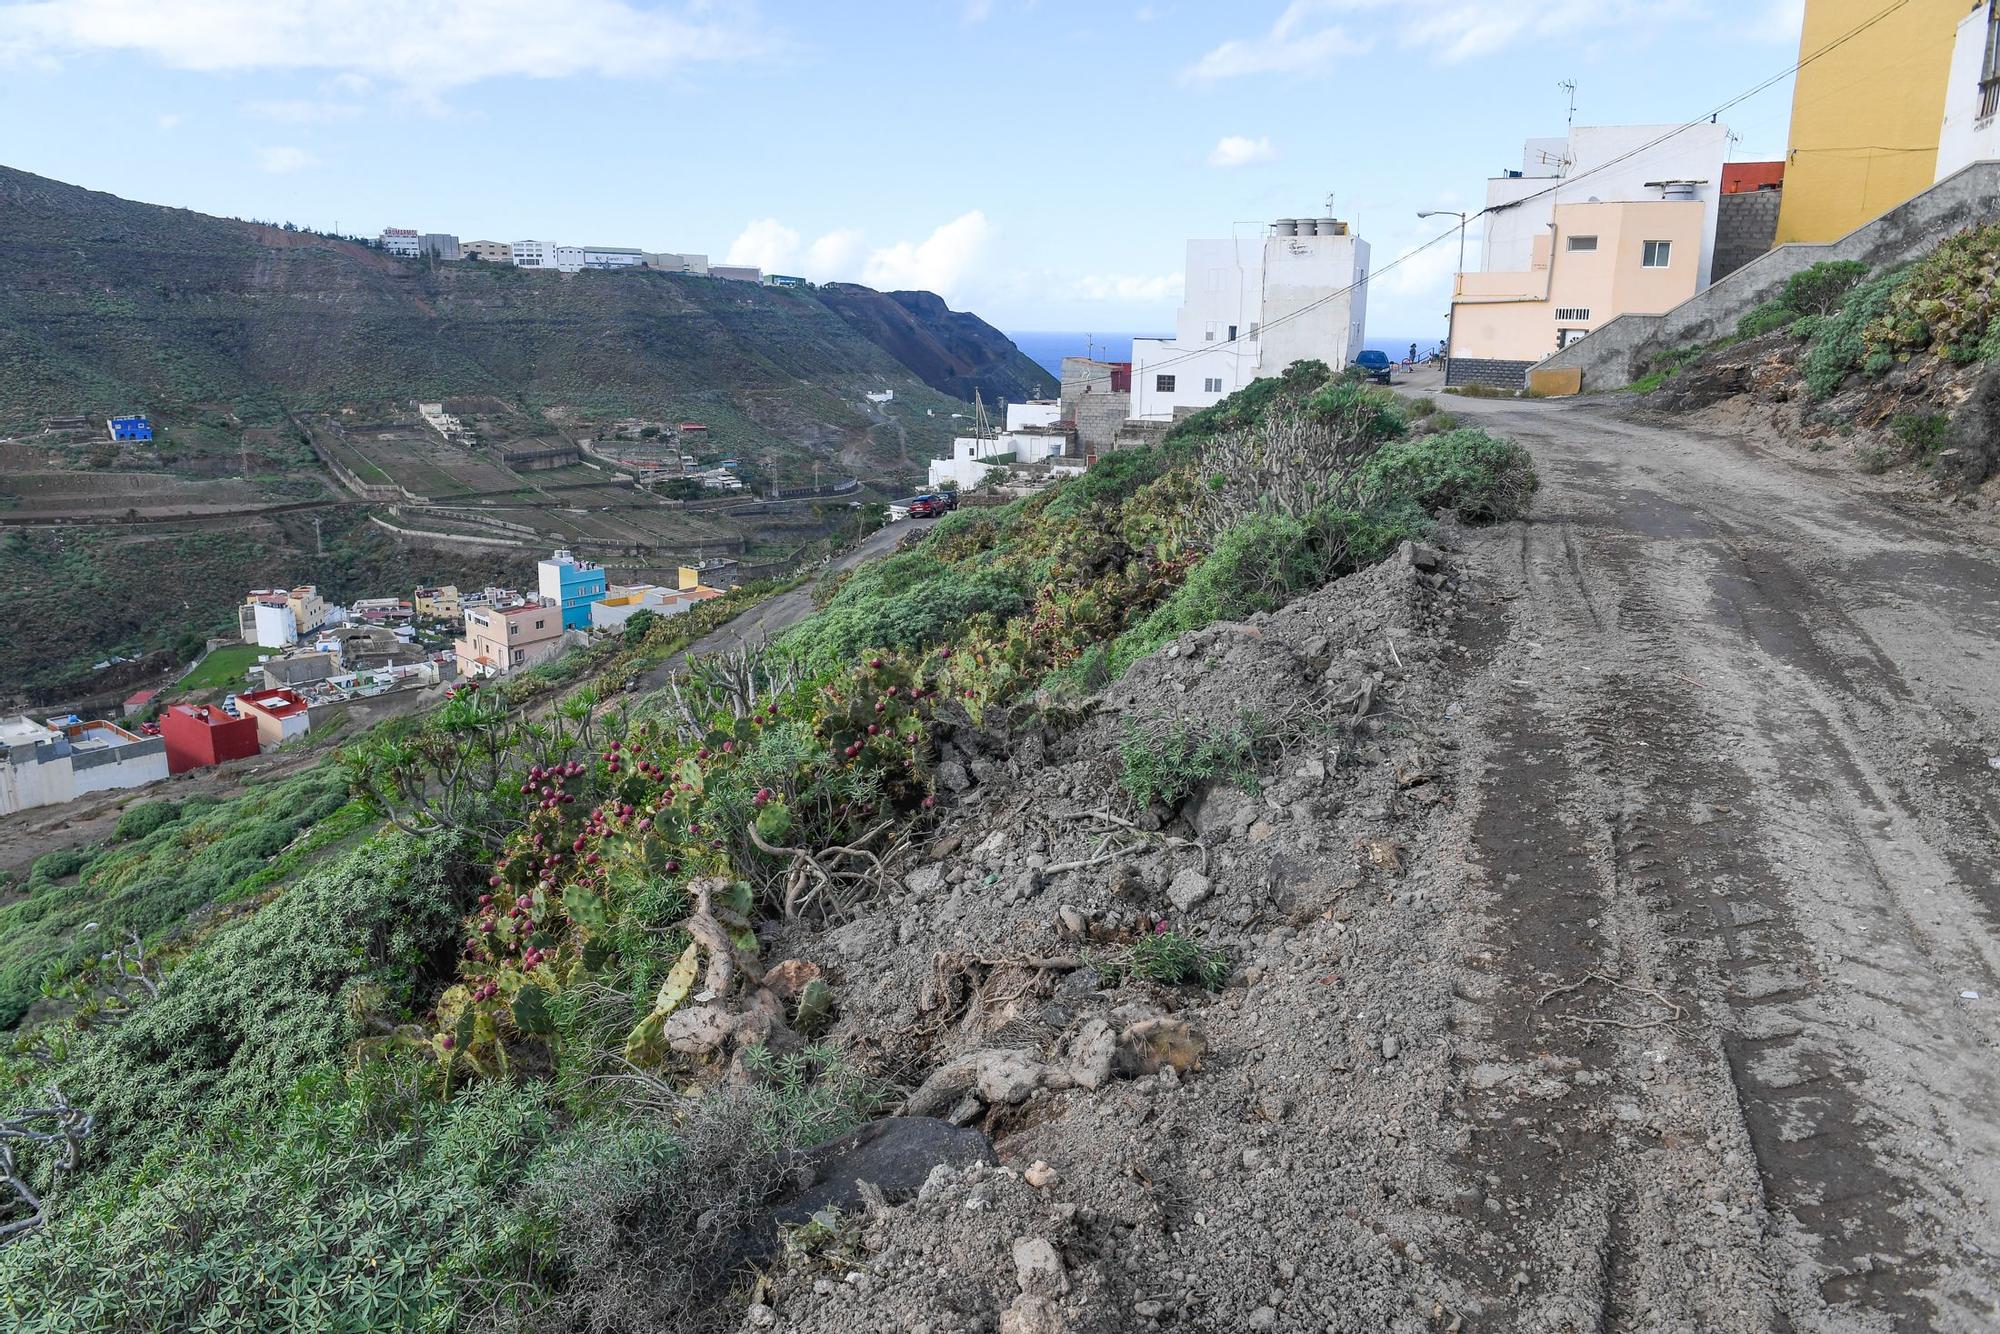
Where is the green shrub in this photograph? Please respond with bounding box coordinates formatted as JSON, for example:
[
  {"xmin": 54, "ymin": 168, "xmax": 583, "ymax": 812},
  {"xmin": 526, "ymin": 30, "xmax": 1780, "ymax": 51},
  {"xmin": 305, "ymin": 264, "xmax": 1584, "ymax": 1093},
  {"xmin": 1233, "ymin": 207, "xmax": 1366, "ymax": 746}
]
[
  {"xmin": 1120, "ymin": 930, "xmax": 1229, "ymax": 989},
  {"xmin": 1803, "ymin": 269, "xmax": 1907, "ymax": 398},
  {"xmin": 112, "ymin": 801, "xmax": 179, "ymax": 843},
  {"xmin": 46, "ymin": 830, "xmax": 471, "ymax": 1176},
  {"xmin": 1359, "ymin": 427, "xmax": 1539, "ymax": 521},
  {"xmin": 1780, "ymin": 259, "xmax": 1868, "ymax": 316},
  {"xmin": 1856, "ymin": 443, "xmax": 1894, "ymax": 474},
  {"xmin": 779, "ymin": 553, "xmax": 1030, "ymax": 673},
  {"xmin": 1890, "ymin": 411, "xmax": 1949, "ymax": 460},
  {"xmin": 0, "ymin": 1061, "xmax": 553, "ymax": 1334},
  {"xmin": 1863, "ymin": 222, "xmax": 2000, "ymax": 366},
  {"xmin": 1117, "ymin": 715, "xmax": 1267, "ymax": 809},
  {"xmin": 1738, "ymin": 301, "xmax": 1801, "ymax": 339}
]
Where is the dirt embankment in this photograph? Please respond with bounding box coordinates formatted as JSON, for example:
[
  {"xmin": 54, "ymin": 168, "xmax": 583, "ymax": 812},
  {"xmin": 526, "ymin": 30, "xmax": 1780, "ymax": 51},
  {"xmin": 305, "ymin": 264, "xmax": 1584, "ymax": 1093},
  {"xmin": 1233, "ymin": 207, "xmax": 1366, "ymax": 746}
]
[{"xmin": 730, "ymin": 394, "xmax": 2000, "ymax": 1332}]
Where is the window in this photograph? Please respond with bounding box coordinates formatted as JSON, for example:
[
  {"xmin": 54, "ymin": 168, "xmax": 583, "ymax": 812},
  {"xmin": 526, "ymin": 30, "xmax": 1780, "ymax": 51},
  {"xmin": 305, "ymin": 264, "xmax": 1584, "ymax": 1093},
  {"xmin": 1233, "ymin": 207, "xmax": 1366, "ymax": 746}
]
[
  {"xmin": 1204, "ymin": 321, "xmax": 1217, "ymax": 342},
  {"xmin": 1554, "ymin": 307, "xmax": 1592, "ymax": 322},
  {"xmin": 1642, "ymin": 240, "xmax": 1672, "ymax": 268},
  {"xmin": 1155, "ymin": 375, "xmax": 1176, "ymax": 393},
  {"xmin": 1565, "ymin": 235, "xmax": 1598, "ymax": 252},
  {"xmin": 1248, "ymin": 322, "xmax": 1260, "ymax": 338},
  {"xmin": 1227, "ymin": 324, "xmax": 1237, "ymax": 340},
  {"xmin": 1556, "ymin": 328, "xmax": 1588, "ymax": 350},
  {"xmin": 1203, "ymin": 377, "xmax": 1223, "ymax": 393}
]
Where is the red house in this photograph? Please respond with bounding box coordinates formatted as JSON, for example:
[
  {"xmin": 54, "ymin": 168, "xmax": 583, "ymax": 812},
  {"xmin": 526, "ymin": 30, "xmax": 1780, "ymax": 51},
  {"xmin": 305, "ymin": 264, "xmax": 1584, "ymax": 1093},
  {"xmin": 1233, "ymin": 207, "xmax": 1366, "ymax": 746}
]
[{"xmin": 160, "ymin": 703, "xmax": 260, "ymax": 774}]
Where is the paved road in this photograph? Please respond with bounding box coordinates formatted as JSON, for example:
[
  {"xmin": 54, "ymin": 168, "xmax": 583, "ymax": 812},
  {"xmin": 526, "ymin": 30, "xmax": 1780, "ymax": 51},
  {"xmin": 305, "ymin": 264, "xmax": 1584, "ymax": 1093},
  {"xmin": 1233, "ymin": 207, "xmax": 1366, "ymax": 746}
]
[
  {"xmin": 1436, "ymin": 391, "xmax": 2000, "ymax": 1328},
  {"xmin": 639, "ymin": 516, "xmax": 934, "ymax": 689}
]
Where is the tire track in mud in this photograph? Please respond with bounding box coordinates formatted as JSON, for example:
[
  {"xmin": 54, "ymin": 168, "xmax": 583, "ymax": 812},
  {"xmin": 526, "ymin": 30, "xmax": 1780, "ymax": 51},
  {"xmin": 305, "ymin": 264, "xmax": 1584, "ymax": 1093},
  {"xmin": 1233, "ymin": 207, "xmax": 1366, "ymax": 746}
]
[{"xmin": 1445, "ymin": 421, "xmax": 2000, "ymax": 1329}]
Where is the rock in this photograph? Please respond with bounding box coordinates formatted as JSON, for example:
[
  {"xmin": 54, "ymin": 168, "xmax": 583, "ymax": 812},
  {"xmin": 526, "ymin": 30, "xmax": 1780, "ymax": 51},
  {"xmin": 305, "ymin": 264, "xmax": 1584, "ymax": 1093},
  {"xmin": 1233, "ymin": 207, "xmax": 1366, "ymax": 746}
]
[
  {"xmin": 1166, "ymin": 868, "xmax": 1213, "ymax": 911},
  {"xmin": 1057, "ymin": 905, "xmax": 1086, "ymax": 937},
  {"xmin": 939, "ymin": 759, "xmax": 973, "ymax": 792},
  {"xmin": 761, "ymin": 958, "xmax": 822, "ymax": 1002},
  {"xmin": 1024, "ymin": 1160, "xmax": 1059, "ymax": 1189},
  {"xmin": 905, "ymin": 864, "xmax": 945, "ymax": 897},
  {"xmin": 1070, "ymin": 1018, "xmax": 1118, "ymax": 1089},
  {"xmin": 1135, "ymin": 1298, "xmax": 1168, "ymax": 1319},
  {"xmin": 1108, "ymin": 862, "xmax": 1146, "ymax": 900},
  {"xmin": 1397, "ymin": 539, "xmax": 1441, "ymax": 571},
  {"xmin": 1246, "ymin": 1304, "xmax": 1278, "ymax": 1330},
  {"xmin": 975, "ymin": 1050, "xmax": 1047, "ymax": 1105},
  {"xmin": 1381, "ymin": 1034, "xmax": 1401, "ymax": 1061},
  {"xmin": 1247, "ymin": 821, "xmax": 1277, "ymax": 845},
  {"xmin": 746, "ymin": 1303, "xmax": 777, "ymax": 1328},
  {"xmin": 723, "ymin": 1118, "xmax": 995, "ymax": 1276},
  {"xmin": 1011, "ymin": 1236, "xmax": 1067, "ymax": 1295},
  {"xmin": 1000, "ymin": 1294, "xmax": 1066, "ymax": 1334},
  {"xmin": 1114, "ymin": 1018, "xmax": 1207, "ymax": 1078}
]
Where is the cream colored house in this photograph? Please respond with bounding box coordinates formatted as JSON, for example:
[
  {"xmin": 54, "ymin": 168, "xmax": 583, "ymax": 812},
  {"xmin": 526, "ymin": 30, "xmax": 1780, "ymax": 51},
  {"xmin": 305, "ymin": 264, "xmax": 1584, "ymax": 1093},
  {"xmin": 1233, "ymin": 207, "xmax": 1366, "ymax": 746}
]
[
  {"xmin": 414, "ymin": 584, "xmax": 462, "ymax": 620},
  {"xmin": 454, "ymin": 603, "xmax": 564, "ymax": 679},
  {"xmin": 1450, "ymin": 198, "xmax": 1705, "ymax": 384}
]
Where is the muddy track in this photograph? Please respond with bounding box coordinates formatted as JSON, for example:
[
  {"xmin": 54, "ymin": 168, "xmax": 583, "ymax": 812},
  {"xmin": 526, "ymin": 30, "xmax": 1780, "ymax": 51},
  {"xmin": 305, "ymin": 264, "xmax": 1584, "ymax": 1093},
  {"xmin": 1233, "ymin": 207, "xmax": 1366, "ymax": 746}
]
[{"xmin": 1441, "ymin": 396, "xmax": 2000, "ymax": 1330}]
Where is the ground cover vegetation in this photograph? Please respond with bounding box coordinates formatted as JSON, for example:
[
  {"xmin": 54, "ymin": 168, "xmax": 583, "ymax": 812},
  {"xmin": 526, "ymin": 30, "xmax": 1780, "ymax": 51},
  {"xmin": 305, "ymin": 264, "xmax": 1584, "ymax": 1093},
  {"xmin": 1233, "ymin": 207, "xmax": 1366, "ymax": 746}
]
[{"xmin": 0, "ymin": 361, "xmax": 1535, "ymax": 1329}]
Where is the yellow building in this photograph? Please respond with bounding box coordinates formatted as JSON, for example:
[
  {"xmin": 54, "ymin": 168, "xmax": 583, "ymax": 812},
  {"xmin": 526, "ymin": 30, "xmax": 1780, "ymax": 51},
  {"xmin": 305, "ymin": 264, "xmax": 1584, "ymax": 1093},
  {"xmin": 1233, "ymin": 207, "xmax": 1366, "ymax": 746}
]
[
  {"xmin": 1452, "ymin": 199, "xmax": 1707, "ymax": 366},
  {"xmin": 1774, "ymin": 0, "xmax": 1967, "ymax": 244},
  {"xmin": 414, "ymin": 584, "xmax": 461, "ymax": 619}
]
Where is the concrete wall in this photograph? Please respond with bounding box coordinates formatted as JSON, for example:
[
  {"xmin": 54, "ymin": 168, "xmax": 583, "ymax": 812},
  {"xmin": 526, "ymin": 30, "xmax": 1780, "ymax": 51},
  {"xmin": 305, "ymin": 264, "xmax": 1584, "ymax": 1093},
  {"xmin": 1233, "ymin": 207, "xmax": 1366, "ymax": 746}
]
[
  {"xmin": 1445, "ymin": 358, "xmax": 1539, "ymax": 390},
  {"xmin": 1059, "ymin": 358, "xmax": 1128, "ymax": 453},
  {"xmin": 1540, "ymin": 160, "xmax": 2000, "ymax": 389},
  {"xmin": 1712, "ymin": 189, "xmax": 1783, "ymax": 283}
]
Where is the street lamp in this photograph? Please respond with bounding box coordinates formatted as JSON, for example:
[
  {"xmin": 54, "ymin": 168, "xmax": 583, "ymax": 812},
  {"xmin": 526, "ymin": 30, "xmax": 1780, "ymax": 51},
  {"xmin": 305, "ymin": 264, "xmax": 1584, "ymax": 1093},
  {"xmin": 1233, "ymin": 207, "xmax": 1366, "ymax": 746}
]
[{"xmin": 1418, "ymin": 210, "xmax": 1470, "ymax": 383}]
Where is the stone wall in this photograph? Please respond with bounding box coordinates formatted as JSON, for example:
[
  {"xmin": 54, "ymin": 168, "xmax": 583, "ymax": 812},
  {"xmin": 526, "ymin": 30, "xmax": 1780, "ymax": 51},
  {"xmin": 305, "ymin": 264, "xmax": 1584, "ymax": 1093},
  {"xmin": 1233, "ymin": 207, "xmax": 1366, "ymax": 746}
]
[
  {"xmin": 1445, "ymin": 357, "xmax": 1537, "ymax": 390},
  {"xmin": 1541, "ymin": 160, "xmax": 2000, "ymax": 390},
  {"xmin": 1711, "ymin": 188, "xmax": 1782, "ymax": 284},
  {"xmin": 1059, "ymin": 357, "xmax": 1129, "ymax": 453}
]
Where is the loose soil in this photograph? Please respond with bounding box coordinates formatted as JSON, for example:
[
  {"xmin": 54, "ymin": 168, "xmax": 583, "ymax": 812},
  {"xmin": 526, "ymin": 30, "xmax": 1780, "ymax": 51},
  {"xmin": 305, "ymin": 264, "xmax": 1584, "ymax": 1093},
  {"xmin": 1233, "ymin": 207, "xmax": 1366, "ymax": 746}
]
[{"xmin": 740, "ymin": 393, "xmax": 2000, "ymax": 1332}]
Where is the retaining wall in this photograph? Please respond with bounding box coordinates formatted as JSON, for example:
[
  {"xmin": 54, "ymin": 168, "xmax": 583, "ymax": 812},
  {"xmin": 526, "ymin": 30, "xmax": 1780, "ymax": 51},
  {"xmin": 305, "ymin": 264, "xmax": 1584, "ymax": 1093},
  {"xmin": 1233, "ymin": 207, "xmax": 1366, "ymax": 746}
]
[
  {"xmin": 1445, "ymin": 357, "xmax": 1538, "ymax": 390},
  {"xmin": 1540, "ymin": 160, "xmax": 2000, "ymax": 390}
]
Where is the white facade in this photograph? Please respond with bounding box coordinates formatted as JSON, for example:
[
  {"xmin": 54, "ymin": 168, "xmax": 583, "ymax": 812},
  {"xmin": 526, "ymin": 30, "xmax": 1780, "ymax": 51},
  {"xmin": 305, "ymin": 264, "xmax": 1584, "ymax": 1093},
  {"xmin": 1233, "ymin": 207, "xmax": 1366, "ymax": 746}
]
[
  {"xmin": 1131, "ymin": 224, "xmax": 1370, "ymax": 421},
  {"xmin": 925, "ymin": 422, "xmax": 1068, "ymax": 490},
  {"xmin": 581, "ymin": 246, "xmax": 644, "ymax": 270},
  {"xmin": 1938, "ymin": 3, "xmax": 2000, "ymax": 182},
  {"xmin": 0, "ymin": 716, "xmax": 168, "ymax": 816},
  {"xmin": 1004, "ymin": 401, "xmax": 1060, "ymax": 431},
  {"xmin": 645, "ymin": 251, "xmax": 710, "ymax": 275},
  {"xmin": 380, "ymin": 228, "xmax": 420, "ymax": 258},
  {"xmin": 1478, "ymin": 124, "xmax": 1731, "ymax": 296},
  {"xmin": 251, "ymin": 602, "xmax": 298, "ymax": 649},
  {"xmin": 513, "ymin": 240, "xmax": 582, "ymax": 272}
]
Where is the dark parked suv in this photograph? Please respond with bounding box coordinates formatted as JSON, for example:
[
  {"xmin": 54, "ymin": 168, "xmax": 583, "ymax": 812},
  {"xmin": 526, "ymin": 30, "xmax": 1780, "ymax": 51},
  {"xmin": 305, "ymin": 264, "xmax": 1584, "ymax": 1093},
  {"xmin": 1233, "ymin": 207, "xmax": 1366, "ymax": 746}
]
[{"xmin": 1351, "ymin": 349, "xmax": 1393, "ymax": 384}]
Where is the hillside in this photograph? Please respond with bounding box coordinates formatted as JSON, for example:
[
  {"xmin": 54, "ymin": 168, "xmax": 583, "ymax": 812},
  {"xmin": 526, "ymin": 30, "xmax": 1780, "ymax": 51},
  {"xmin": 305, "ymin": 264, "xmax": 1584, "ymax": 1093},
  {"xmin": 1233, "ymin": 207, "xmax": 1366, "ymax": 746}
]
[{"xmin": 0, "ymin": 164, "xmax": 1052, "ymax": 434}]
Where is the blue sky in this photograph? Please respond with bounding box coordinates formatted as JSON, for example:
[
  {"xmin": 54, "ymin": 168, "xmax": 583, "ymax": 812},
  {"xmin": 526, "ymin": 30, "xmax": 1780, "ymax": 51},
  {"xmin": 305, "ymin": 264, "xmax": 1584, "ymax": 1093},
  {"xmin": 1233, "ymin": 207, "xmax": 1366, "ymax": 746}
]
[{"xmin": 0, "ymin": 0, "xmax": 1807, "ymax": 341}]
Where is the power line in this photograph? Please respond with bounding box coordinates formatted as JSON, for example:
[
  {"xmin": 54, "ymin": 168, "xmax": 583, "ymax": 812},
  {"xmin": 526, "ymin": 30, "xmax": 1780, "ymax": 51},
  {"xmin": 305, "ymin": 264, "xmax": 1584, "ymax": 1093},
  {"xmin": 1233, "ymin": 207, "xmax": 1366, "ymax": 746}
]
[{"xmin": 1061, "ymin": 0, "xmax": 1916, "ymax": 394}]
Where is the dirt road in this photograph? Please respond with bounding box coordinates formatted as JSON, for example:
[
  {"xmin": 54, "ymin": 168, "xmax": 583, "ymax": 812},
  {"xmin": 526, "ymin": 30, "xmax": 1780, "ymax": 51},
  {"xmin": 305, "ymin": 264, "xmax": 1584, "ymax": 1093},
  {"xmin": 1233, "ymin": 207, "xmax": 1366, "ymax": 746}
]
[
  {"xmin": 639, "ymin": 517, "xmax": 933, "ymax": 689},
  {"xmin": 1439, "ymin": 392, "xmax": 2000, "ymax": 1328}
]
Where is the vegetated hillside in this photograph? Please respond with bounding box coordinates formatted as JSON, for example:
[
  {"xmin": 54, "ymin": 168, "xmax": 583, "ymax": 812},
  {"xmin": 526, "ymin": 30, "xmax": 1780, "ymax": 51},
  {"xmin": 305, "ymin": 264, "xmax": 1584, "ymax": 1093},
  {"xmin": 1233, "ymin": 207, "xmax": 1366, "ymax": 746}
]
[
  {"xmin": 0, "ymin": 364, "xmax": 1538, "ymax": 1330},
  {"xmin": 0, "ymin": 164, "xmax": 1038, "ymax": 434},
  {"xmin": 816, "ymin": 285, "xmax": 1055, "ymax": 404},
  {"xmin": 1638, "ymin": 226, "xmax": 2000, "ymax": 498}
]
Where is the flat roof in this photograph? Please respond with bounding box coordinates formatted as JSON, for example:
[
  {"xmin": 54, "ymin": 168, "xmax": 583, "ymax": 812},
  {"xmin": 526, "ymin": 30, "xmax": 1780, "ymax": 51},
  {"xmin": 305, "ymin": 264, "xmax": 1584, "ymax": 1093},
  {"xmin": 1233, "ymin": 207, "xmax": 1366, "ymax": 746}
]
[{"xmin": 239, "ymin": 688, "xmax": 310, "ymax": 718}]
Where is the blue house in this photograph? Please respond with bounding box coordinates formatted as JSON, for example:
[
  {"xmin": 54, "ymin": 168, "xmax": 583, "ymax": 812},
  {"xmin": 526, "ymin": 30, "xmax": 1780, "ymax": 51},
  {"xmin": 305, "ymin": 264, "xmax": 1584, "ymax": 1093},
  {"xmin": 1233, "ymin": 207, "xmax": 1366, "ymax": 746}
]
[
  {"xmin": 107, "ymin": 415, "xmax": 153, "ymax": 442},
  {"xmin": 536, "ymin": 549, "xmax": 610, "ymax": 631}
]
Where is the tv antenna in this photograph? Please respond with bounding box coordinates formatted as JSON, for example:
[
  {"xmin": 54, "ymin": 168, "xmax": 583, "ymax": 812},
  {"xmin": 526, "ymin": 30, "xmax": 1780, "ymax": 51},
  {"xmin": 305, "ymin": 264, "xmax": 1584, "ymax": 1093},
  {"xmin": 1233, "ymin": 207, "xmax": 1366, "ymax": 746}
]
[{"xmin": 1559, "ymin": 79, "xmax": 1577, "ymax": 129}]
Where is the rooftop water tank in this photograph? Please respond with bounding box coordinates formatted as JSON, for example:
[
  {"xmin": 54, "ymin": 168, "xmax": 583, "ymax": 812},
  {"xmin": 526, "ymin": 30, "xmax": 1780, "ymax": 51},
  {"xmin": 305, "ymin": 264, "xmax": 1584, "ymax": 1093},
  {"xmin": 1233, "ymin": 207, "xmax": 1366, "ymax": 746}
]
[{"xmin": 1273, "ymin": 218, "xmax": 1300, "ymax": 236}]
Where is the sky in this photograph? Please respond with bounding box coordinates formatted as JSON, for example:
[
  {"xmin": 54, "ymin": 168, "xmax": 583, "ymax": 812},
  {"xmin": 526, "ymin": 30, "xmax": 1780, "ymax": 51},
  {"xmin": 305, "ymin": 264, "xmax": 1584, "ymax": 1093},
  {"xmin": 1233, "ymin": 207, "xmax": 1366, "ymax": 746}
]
[{"xmin": 0, "ymin": 0, "xmax": 1810, "ymax": 342}]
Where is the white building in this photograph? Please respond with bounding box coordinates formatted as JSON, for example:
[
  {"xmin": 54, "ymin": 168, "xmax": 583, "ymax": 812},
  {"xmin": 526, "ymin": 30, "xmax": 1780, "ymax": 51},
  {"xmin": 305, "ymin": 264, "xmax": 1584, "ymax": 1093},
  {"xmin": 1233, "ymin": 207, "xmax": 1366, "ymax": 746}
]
[
  {"xmin": 1130, "ymin": 219, "xmax": 1371, "ymax": 422},
  {"xmin": 513, "ymin": 240, "xmax": 584, "ymax": 272},
  {"xmin": 926, "ymin": 401, "xmax": 1071, "ymax": 491},
  {"xmin": 645, "ymin": 252, "xmax": 710, "ymax": 275},
  {"xmin": 380, "ymin": 227, "xmax": 420, "ymax": 258},
  {"xmin": 1476, "ymin": 124, "xmax": 1730, "ymax": 298},
  {"xmin": 1937, "ymin": 2, "xmax": 2000, "ymax": 181},
  {"xmin": 580, "ymin": 246, "xmax": 644, "ymax": 270},
  {"xmin": 1, "ymin": 716, "xmax": 168, "ymax": 816},
  {"xmin": 249, "ymin": 602, "xmax": 298, "ymax": 649}
]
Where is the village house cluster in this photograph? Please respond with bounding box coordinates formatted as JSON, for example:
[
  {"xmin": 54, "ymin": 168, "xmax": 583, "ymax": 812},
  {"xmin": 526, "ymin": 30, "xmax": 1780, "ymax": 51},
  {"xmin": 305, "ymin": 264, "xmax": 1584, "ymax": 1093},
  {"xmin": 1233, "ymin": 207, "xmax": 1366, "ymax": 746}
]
[
  {"xmin": 2, "ymin": 550, "xmax": 724, "ymax": 815},
  {"xmin": 376, "ymin": 227, "xmax": 783, "ymax": 285}
]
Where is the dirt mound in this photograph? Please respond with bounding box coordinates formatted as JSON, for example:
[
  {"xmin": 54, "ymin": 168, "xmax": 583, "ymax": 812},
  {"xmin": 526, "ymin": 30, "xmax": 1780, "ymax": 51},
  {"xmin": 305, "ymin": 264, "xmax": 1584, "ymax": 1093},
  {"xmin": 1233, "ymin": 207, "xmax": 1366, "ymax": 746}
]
[{"xmin": 753, "ymin": 543, "xmax": 1484, "ymax": 1330}]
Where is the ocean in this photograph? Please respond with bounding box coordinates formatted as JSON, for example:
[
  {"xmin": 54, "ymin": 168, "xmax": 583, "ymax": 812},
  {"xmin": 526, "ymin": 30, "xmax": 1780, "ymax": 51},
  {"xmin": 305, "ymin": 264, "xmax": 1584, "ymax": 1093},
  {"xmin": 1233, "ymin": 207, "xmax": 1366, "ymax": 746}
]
[{"xmin": 1009, "ymin": 331, "xmax": 1432, "ymax": 382}]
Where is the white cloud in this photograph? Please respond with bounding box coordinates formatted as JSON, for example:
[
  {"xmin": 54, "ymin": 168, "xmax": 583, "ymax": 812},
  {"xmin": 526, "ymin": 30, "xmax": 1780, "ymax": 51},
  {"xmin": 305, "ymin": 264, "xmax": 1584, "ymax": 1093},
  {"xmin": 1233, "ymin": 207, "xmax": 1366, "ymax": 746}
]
[
  {"xmin": 961, "ymin": 0, "xmax": 993, "ymax": 22},
  {"xmin": 154, "ymin": 111, "xmax": 180, "ymax": 130},
  {"xmin": 863, "ymin": 211, "xmax": 991, "ymax": 297},
  {"xmin": 0, "ymin": 0, "xmax": 762, "ymax": 91},
  {"xmin": 1182, "ymin": 2, "xmax": 1368, "ymax": 83},
  {"xmin": 1185, "ymin": 0, "xmax": 1695, "ymax": 79},
  {"xmin": 1075, "ymin": 272, "xmax": 1184, "ymax": 303},
  {"xmin": 1207, "ymin": 134, "xmax": 1276, "ymax": 168},
  {"xmin": 255, "ymin": 145, "xmax": 317, "ymax": 174},
  {"xmin": 724, "ymin": 218, "xmax": 801, "ymax": 272},
  {"xmin": 726, "ymin": 212, "xmax": 992, "ymax": 297}
]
